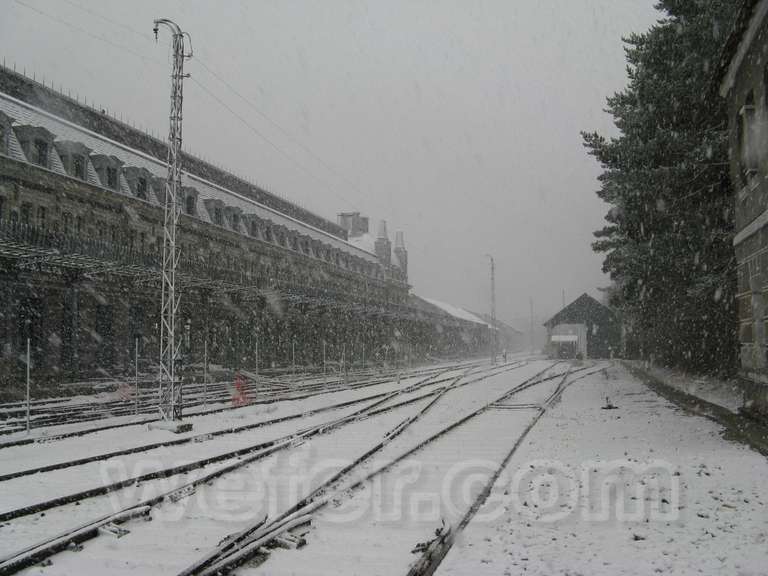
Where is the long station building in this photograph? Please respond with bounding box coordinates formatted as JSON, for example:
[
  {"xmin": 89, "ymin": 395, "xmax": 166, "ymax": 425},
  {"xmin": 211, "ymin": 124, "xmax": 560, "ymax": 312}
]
[{"xmin": 0, "ymin": 65, "xmax": 494, "ymax": 388}]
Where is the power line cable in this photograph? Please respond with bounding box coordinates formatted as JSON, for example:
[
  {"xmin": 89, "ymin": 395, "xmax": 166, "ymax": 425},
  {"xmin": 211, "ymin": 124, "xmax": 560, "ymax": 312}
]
[
  {"xmin": 12, "ymin": 0, "xmax": 163, "ymax": 68},
  {"xmin": 41, "ymin": 0, "xmax": 366, "ymax": 212},
  {"xmin": 188, "ymin": 76, "xmax": 359, "ymax": 211}
]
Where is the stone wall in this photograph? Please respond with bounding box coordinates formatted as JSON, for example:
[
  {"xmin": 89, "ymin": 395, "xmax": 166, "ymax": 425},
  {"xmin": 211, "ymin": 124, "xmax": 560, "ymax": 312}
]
[{"xmin": 726, "ymin": 13, "xmax": 768, "ymax": 416}]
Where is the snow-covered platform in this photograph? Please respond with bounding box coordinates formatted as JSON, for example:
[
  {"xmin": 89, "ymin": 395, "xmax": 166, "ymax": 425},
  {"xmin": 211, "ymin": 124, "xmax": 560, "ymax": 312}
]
[{"xmin": 436, "ymin": 363, "xmax": 768, "ymax": 576}]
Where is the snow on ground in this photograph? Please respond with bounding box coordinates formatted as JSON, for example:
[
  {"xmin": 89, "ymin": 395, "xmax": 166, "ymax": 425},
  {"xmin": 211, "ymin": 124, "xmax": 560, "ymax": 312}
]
[
  {"xmin": 0, "ymin": 394, "xmax": 388, "ymax": 518},
  {"xmin": 255, "ymin": 362, "xmax": 557, "ymax": 575},
  {"xmin": 0, "ymin": 372, "xmax": 438, "ymax": 475},
  {"xmin": 17, "ymin": 399, "xmax": 434, "ymax": 576},
  {"xmin": 437, "ymin": 363, "xmax": 768, "ymax": 576},
  {"xmin": 0, "ymin": 366, "xmax": 455, "ymax": 441},
  {"xmin": 0, "ymin": 365, "xmax": 471, "ymax": 559},
  {"xmin": 0, "ymin": 396, "xmax": 387, "ymax": 558},
  {"xmin": 259, "ymin": 408, "xmax": 541, "ymax": 576},
  {"xmin": 628, "ymin": 361, "xmax": 745, "ymax": 413}
]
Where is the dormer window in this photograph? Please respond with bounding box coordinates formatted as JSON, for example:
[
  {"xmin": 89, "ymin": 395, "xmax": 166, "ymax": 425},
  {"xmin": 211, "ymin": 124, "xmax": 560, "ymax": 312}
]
[
  {"xmin": 91, "ymin": 154, "xmax": 124, "ymax": 191},
  {"xmin": 55, "ymin": 141, "xmax": 92, "ymax": 181},
  {"xmin": 185, "ymin": 193, "xmax": 195, "ymax": 215},
  {"xmin": 33, "ymin": 139, "xmax": 48, "ymax": 167},
  {"xmin": 137, "ymin": 177, "xmax": 147, "ymax": 199},
  {"xmin": 106, "ymin": 166, "xmax": 118, "ymax": 189},
  {"xmin": 250, "ymin": 221, "xmax": 259, "ymax": 237},
  {"xmin": 16, "ymin": 125, "xmax": 55, "ymax": 168},
  {"xmin": 231, "ymin": 212, "xmax": 240, "ymax": 229},
  {"xmin": 72, "ymin": 154, "xmax": 86, "ymax": 179},
  {"xmin": 214, "ymin": 207, "xmax": 223, "ymax": 226}
]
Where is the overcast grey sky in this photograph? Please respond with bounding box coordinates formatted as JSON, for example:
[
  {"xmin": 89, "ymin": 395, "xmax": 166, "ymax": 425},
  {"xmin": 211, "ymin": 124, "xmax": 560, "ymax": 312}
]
[{"xmin": 1, "ymin": 0, "xmax": 659, "ymax": 324}]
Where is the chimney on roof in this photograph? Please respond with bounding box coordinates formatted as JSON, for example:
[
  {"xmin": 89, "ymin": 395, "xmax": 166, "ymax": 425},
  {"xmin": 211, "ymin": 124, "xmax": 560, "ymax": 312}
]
[
  {"xmin": 337, "ymin": 211, "xmax": 369, "ymax": 238},
  {"xmin": 374, "ymin": 219, "xmax": 391, "ymax": 266},
  {"xmin": 394, "ymin": 230, "xmax": 408, "ymax": 280},
  {"xmin": 377, "ymin": 219, "xmax": 388, "ymax": 239}
]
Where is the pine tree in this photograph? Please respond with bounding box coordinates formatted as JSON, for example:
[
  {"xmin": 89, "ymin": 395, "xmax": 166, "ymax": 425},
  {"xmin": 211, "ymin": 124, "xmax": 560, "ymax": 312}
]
[{"xmin": 583, "ymin": 0, "xmax": 739, "ymax": 373}]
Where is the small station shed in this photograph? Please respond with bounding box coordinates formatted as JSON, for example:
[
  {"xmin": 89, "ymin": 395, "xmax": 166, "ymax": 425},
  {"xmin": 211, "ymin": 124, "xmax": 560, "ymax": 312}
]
[{"xmin": 543, "ymin": 293, "xmax": 621, "ymax": 359}]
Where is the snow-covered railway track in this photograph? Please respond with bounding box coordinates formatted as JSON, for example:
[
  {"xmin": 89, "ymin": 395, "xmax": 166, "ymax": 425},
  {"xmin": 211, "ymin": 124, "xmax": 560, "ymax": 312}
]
[
  {"xmin": 406, "ymin": 363, "xmax": 610, "ymax": 576},
  {"xmin": 0, "ymin": 363, "xmax": 476, "ymax": 448},
  {"xmin": 0, "ymin": 365, "xmax": 489, "ymax": 522},
  {"xmin": 0, "ymin": 365, "xmax": 486, "ymax": 484},
  {"xmin": 175, "ymin": 361, "xmax": 576, "ymax": 576},
  {"xmin": 0, "ymin": 370, "xmax": 387, "ymax": 433},
  {"xmin": 0, "ymin": 362, "xmax": 521, "ymax": 574}
]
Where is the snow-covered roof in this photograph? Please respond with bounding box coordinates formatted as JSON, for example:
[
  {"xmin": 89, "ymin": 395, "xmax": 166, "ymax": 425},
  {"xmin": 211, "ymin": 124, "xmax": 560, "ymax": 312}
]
[
  {"xmin": 348, "ymin": 232, "xmax": 376, "ymax": 254},
  {"xmin": 420, "ymin": 297, "xmax": 492, "ymax": 327},
  {"xmin": 0, "ymin": 92, "xmax": 379, "ymax": 263}
]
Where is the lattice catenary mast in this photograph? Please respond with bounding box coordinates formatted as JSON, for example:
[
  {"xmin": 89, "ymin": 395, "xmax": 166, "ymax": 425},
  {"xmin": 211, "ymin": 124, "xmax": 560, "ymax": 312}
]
[{"xmin": 154, "ymin": 19, "xmax": 192, "ymax": 422}]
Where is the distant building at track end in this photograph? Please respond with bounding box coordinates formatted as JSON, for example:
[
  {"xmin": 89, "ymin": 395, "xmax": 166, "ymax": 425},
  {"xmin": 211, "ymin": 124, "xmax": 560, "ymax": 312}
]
[{"xmin": 543, "ymin": 293, "xmax": 621, "ymax": 360}]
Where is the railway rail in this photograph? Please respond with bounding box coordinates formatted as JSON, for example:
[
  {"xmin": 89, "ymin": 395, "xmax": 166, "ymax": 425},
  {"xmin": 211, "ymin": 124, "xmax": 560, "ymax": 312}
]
[
  {"xmin": 0, "ymin": 361, "xmax": 479, "ymax": 448},
  {"xmin": 0, "ymin": 360, "xmax": 530, "ymax": 574},
  {"xmin": 0, "ymin": 364, "xmax": 494, "ymax": 483},
  {"xmin": 0, "ymin": 359, "xmax": 596, "ymax": 575},
  {"xmin": 184, "ymin": 361, "xmax": 577, "ymax": 576},
  {"xmin": 407, "ymin": 364, "xmax": 609, "ymax": 576}
]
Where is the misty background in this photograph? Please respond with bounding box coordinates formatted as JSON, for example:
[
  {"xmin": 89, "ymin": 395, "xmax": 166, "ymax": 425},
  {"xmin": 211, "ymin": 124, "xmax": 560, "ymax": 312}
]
[{"xmin": 0, "ymin": 0, "xmax": 658, "ymax": 327}]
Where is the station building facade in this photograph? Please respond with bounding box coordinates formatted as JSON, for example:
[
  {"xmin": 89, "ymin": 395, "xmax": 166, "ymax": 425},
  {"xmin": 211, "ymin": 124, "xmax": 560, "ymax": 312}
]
[{"xmin": 0, "ymin": 65, "xmax": 489, "ymax": 391}]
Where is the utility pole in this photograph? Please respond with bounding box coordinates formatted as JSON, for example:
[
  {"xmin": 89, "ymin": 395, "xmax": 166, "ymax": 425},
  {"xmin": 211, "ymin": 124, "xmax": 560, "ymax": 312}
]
[
  {"xmin": 203, "ymin": 339, "xmax": 208, "ymax": 409},
  {"xmin": 486, "ymin": 254, "xmax": 496, "ymax": 364},
  {"xmin": 25, "ymin": 337, "xmax": 30, "ymax": 434},
  {"xmin": 154, "ymin": 19, "xmax": 192, "ymax": 429},
  {"xmin": 529, "ymin": 298, "xmax": 535, "ymax": 353},
  {"xmin": 134, "ymin": 336, "xmax": 139, "ymax": 416}
]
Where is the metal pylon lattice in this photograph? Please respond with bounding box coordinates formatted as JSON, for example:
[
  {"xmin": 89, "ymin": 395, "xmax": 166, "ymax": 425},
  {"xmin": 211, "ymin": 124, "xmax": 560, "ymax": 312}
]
[{"xmin": 154, "ymin": 18, "xmax": 192, "ymax": 421}]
